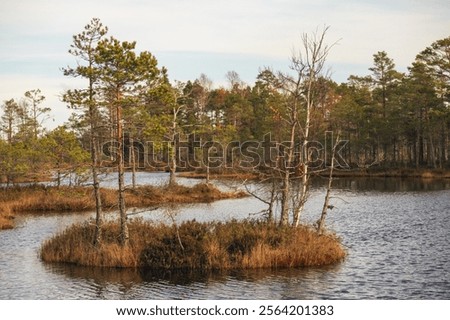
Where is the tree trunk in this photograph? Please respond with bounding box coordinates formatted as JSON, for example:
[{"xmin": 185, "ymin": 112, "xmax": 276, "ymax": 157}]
[
  {"xmin": 169, "ymin": 151, "xmax": 177, "ymax": 186},
  {"xmin": 279, "ymin": 168, "xmax": 290, "ymax": 226},
  {"xmin": 317, "ymin": 133, "xmax": 339, "ymax": 234},
  {"xmin": 116, "ymin": 102, "xmax": 128, "ymax": 246},
  {"xmin": 89, "ymin": 78, "xmax": 103, "ymax": 247},
  {"xmin": 92, "ymin": 163, "xmax": 103, "ymax": 246},
  {"xmin": 56, "ymin": 166, "xmax": 61, "ymax": 188},
  {"xmin": 169, "ymin": 113, "xmax": 178, "ymax": 186},
  {"xmin": 293, "ymin": 164, "xmax": 309, "ymax": 227},
  {"xmin": 280, "ymin": 116, "xmax": 297, "ymax": 226},
  {"xmin": 428, "ymin": 133, "xmax": 436, "ymax": 169},
  {"xmin": 130, "ymin": 137, "xmax": 137, "ymax": 189},
  {"xmin": 267, "ymin": 178, "xmax": 277, "ymax": 223},
  {"xmin": 293, "ymin": 70, "xmax": 313, "ymax": 227}
]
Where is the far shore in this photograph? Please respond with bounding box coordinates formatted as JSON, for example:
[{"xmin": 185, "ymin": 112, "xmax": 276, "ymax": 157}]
[{"xmin": 178, "ymin": 167, "xmax": 450, "ymax": 180}]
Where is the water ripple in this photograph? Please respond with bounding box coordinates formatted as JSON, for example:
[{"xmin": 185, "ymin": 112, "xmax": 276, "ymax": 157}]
[{"xmin": 1, "ymin": 176, "xmax": 449, "ymax": 299}]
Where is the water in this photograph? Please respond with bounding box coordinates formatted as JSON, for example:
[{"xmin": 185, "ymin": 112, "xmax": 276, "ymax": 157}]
[{"xmin": 1, "ymin": 173, "xmax": 449, "ymax": 299}]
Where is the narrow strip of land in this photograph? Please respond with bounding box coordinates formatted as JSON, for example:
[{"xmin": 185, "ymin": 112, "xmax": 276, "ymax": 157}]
[{"xmin": 0, "ymin": 183, "xmax": 246, "ymax": 229}]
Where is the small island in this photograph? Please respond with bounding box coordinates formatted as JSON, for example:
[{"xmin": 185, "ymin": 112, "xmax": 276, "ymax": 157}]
[{"xmin": 40, "ymin": 218, "xmax": 346, "ymax": 270}]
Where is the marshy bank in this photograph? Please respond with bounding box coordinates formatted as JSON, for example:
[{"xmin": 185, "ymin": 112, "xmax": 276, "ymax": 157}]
[
  {"xmin": 40, "ymin": 219, "xmax": 346, "ymax": 269},
  {"xmin": 0, "ymin": 183, "xmax": 246, "ymax": 229}
]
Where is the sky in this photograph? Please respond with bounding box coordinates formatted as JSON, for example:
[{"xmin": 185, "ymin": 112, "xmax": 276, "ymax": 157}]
[{"xmin": 0, "ymin": 0, "xmax": 449, "ymax": 129}]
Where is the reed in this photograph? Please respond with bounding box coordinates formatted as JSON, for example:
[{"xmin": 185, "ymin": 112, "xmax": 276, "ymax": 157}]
[{"xmin": 40, "ymin": 219, "xmax": 346, "ymax": 269}]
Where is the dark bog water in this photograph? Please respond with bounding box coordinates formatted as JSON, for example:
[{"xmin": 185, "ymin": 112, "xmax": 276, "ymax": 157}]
[{"xmin": 1, "ymin": 174, "xmax": 449, "ymax": 299}]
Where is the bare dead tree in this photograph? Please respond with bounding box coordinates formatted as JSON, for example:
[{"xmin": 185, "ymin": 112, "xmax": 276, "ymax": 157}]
[
  {"xmin": 244, "ymin": 175, "xmax": 278, "ymax": 223},
  {"xmin": 247, "ymin": 26, "xmax": 336, "ymax": 228},
  {"xmin": 292, "ymin": 26, "xmax": 335, "ymax": 227},
  {"xmin": 317, "ymin": 131, "xmax": 341, "ymax": 234},
  {"xmin": 167, "ymin": 81, "xmax": 191, "ymax": 186}
]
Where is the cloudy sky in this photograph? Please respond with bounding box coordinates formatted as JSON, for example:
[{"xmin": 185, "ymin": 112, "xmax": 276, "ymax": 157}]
[{"xmin": 1, "ymin": 0, "xmax": 449, "ymax": 128}]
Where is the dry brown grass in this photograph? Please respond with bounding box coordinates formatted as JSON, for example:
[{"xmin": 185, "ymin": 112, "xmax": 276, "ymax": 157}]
[
  {"xmin": 202, "ymin": 221, "xmax": 346, "ymax": 269},
  {"xmin": 40, "ymin": 219, "xmax": 346, "ymax": 269},
  {"xmin": 41, "ymin": 220, "xmax": 147, "ymax": 267},
  {"xmin": 0, "ymin": 183, "xmax": 246, "ymax": 215},
  {"xmin": 0, "ymin": 186, "xmax": 97, "ymax": 213},
  {"xmin": 126, "ymin": 183, "xmax": 247, "ymax": 206},
  {"xmin": 0, "ymin": 204, "xmax": 14, "ymax": 230},
  {"xmin": 178, "ymin": 171, "xmax": 259, "ymax": 181}
]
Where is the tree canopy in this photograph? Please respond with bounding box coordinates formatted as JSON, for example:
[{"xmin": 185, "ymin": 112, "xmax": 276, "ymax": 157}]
[{"xmin": 1, "ymin": 22, "xmax": 449, "ymax": 186}]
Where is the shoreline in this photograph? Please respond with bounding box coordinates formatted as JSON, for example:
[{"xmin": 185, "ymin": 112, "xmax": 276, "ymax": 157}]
[
  {"xmin": 178, "ymin": 168, "xmax": 450, "ymax": 180},
  {"xmin": 330, "ymin": 168, "xmax": 450, "ymax": 179}
]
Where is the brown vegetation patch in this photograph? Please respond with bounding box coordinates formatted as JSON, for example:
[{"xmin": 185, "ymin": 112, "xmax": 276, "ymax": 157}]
[
  {"xmin": 0, "ymin": 185, "xmax": 96, "ymax": 213},
  {"xmin": 126, "ymin": 183, "xmax": 247, "ymax": 207},
  {"xmin": 178, "ymin": 170, "xmax": 259, "ymax": 181},
  {"xmin": 0, "ymin": 205, "xmax": 14, "ymax": 230},
  {"xmin": 40, "ymin": 219, "xmax": 346, "ymax": 269},
  {"xmin": 0, "ymin": 183, "xmax": 246, "ymax": 215}
]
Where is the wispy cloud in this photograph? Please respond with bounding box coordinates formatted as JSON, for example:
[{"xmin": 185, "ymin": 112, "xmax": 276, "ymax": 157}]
[{"xmin": 1, "ymin": 0, "xmax": 448, "ymax": 64}]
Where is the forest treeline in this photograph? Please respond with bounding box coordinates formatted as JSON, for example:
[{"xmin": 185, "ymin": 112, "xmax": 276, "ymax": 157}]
[{"xmin": 1, "ymin": 21, "xmax": 449, "ymax": 186}]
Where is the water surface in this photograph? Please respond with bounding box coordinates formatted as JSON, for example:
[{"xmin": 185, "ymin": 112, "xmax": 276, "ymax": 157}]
[{"xmin": 1, "ymin": 174, "xmax": 449, "ymax": 299}]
